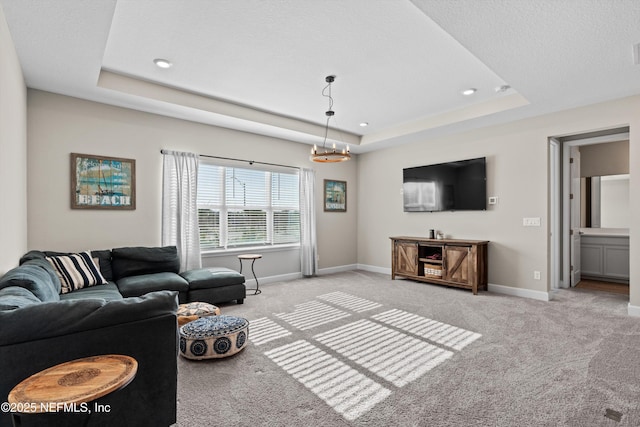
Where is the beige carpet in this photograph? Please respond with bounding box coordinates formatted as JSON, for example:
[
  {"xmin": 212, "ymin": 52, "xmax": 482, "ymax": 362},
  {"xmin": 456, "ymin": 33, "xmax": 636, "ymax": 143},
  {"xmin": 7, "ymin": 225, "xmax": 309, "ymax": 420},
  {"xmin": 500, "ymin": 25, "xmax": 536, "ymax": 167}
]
[{"xmin": 176, "ymin": 271, "xmax": 639, "ymax": 426}]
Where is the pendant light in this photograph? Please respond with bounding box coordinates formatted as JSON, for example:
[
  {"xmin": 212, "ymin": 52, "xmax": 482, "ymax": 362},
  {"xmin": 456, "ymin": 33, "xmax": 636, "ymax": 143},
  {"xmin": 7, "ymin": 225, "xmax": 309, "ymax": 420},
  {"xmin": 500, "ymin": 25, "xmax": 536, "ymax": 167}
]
[{"xmin": 310, "ymin": 75, "xmax": 351, "ymax": 163}]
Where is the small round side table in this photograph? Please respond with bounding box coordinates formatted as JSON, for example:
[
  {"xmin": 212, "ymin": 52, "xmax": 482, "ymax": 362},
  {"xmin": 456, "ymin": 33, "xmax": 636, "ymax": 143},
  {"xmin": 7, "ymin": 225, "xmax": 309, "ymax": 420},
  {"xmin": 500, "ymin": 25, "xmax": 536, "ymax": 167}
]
[
  {"xmin": 8, "ymin": 354, "xmax": 137, "ymax": 426},
  {"xmin": 238, "ymin": 253, "xmax": 262, "ymax": 295}
]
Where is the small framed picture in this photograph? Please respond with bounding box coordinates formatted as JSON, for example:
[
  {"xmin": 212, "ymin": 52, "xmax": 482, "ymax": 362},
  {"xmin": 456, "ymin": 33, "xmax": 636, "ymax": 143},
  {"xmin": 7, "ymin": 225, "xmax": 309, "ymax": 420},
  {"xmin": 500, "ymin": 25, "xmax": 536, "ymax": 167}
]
[
  {"xmin": 71, "ymin": 153, "xmax": 136, "ymax": 210},
  {"xmin": 324, "ymin": 179, "xmax": 347, "ymax": 212}
]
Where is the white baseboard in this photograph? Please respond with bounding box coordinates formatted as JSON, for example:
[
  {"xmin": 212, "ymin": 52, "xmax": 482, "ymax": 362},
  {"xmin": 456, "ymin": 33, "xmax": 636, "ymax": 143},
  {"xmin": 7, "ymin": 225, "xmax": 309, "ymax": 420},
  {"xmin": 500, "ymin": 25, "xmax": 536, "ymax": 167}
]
[
  {"xmin": 244, "ymin": 264, "xmax": 359, "ymax": 287},
  {"xmin": 318, "ymin": 264, "xmax": 358, "ymax": 275},
  {"xmin": 358, "ymin": 266, "xmax": 552, "ymax": 302},
  {"xmin": 357, "ymin": 264, "xmax": 392, "ymax": 275},
  {"xmin": 244, "ymin": 271, "xmax": 301, "ymax": 287},
  {"xmin": 245, "ymin": 265, "xmax": 549, "ymax": 304},
  {"xmin": 359, "ymin": 265, "xmax": 552, "ymax": 302},
  {"xmin": 488, "ymin": 283, "xmax": 551, "ymax": 302},
  {"xmin": 244, "ymin": 264, "xmax": 380, "ymax": 286},
  {"xmin": 628, "ymin": 303, "xmax": 640, "ymax": 317},
  {"xmin": 318, "ymin": 264, "xmax": 553, "ymax": 302}
]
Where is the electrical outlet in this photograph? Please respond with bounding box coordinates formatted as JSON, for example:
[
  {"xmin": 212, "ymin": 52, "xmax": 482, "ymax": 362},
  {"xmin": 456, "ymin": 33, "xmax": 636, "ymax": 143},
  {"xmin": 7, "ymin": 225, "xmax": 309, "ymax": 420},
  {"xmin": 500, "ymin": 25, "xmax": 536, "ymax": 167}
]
[
  {"xmin": 523, "ymin": 217, "xmax": 541, "ymax": 227},
  {"xmin": 533, "ymin": 271, "xmax": 541, "ymax": 280},
  {"xmin": 488, "ymin": 196, "xmax": 498, "ymax": 205}
]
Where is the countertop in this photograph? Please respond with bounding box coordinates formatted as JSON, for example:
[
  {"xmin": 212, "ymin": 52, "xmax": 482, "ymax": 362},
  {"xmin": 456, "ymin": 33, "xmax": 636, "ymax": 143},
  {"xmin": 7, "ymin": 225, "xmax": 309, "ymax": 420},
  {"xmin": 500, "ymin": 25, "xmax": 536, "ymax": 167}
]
[{"xmin": 579, "ymin": 228, "xmax": 629, "ymax": 237}]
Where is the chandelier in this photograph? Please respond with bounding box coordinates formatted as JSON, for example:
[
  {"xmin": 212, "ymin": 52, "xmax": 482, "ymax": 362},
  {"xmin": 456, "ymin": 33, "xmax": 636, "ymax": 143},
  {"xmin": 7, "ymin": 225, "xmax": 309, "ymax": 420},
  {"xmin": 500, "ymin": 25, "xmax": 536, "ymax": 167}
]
[{"xmin": 310, "ymin": 75, "xmax": 351, "ymax": 163}]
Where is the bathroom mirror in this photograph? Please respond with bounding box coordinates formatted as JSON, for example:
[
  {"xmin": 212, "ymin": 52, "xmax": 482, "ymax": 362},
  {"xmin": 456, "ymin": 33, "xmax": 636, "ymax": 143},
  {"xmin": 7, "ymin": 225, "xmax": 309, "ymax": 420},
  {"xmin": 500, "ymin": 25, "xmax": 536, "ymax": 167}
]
[{"xmin": 582, "ymin": 174, "xmax": 629, "ymax": 228}]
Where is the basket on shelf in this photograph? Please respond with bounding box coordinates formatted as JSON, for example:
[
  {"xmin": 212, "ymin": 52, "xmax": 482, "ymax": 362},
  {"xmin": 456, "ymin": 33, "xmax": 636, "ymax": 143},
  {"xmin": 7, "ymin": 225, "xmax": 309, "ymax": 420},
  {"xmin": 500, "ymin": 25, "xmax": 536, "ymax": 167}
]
[{"xmin": 424, "ymin": 264, "xmax": 442, "ymax": 278}]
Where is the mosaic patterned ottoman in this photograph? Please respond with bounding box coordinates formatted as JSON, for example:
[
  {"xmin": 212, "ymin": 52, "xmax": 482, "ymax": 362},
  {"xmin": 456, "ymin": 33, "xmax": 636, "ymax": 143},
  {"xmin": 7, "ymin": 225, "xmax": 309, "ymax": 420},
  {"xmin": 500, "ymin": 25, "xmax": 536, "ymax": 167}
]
[
  {"xmin": 179, "ymin": 315, "xmax": 249, "ymax": 360},
  {"xmin": 177, "ymin": 301, "xmax": 221, "ymax": 326}
]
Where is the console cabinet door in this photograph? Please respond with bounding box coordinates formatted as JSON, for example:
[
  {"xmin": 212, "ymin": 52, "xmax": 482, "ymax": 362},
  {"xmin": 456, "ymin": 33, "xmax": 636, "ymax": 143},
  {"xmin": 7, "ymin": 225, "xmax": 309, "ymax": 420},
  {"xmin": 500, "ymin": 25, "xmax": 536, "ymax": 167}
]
[
  {"xmin": 395, "ymin": 242, "xmax": 419, "ymax": 276},
  {"xmin": 444, "ymin": 245, "xmax": 470, "ymax": 284}
]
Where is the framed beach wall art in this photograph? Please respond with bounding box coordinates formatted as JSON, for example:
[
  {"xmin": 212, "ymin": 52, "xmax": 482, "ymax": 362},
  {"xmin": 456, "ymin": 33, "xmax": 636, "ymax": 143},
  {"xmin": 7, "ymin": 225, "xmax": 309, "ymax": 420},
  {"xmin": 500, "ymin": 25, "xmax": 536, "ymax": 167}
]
[
  {"xmin": 71, "ymin": 153, "xmax": 136, "ymax": 210},
  {"xmin": 324, "ymin": 179, "xmax": 347, "ymax": 212}
]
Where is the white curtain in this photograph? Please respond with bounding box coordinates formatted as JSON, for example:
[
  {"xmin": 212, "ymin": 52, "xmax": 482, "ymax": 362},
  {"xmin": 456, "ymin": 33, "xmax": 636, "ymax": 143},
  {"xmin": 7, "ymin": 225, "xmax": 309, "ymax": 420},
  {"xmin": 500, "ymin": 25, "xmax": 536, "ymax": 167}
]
[
  {"xmin": 162, "ymin": 150, "xmax": 202, "ymax": 271},
  {"xmin": 300, "ymin": 168, "xmax": 317, "ymax": 276}
]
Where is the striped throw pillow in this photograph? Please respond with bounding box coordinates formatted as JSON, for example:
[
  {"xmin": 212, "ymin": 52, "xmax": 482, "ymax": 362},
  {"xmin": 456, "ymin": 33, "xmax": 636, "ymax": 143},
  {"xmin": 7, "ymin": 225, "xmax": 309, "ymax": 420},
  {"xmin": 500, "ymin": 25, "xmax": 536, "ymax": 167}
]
[{"xmin": 46, "ymin": 252, "xmax": 108, "ymax": 294}]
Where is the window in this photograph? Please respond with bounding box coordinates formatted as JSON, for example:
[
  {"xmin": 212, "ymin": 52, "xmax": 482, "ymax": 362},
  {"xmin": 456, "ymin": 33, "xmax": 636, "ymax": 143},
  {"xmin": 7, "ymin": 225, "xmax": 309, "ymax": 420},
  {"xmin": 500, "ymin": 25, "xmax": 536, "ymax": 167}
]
[{"xmin": 197, "ymin": 162, "xmax": 300, "ymax": 250}]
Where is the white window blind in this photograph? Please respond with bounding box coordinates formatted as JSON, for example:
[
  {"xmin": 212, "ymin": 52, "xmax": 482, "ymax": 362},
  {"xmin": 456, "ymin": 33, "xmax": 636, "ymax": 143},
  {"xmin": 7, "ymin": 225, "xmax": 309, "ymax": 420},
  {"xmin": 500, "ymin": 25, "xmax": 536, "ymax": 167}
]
[
  {"xmin": 197, "ymin": 161, "xmax": 300, "ymax": 250},
  {"xmin": 272, "ymin": 172, "xmax": 300, "ymax": 244}
]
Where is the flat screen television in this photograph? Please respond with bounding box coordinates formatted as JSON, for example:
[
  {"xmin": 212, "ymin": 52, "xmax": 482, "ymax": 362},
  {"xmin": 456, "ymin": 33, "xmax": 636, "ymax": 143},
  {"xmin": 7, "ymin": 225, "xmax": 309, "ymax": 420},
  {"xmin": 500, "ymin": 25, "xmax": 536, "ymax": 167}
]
[{"xmin": 403, "ymin": 157, "xmax": 487, "ymax": 212}]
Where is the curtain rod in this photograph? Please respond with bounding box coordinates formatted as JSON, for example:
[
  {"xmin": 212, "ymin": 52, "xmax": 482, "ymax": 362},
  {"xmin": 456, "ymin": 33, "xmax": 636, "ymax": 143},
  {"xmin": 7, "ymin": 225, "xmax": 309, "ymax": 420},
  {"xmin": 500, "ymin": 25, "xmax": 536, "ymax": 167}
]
[{"xmin": 160, "ymin": 150, "xmax": 300, "ymax": 170}]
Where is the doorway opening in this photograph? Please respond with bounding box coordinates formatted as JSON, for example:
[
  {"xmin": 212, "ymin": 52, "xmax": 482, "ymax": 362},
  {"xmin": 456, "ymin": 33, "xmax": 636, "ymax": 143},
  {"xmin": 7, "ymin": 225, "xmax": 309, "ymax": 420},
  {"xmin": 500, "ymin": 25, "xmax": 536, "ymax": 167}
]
[{"xmin": 549, "ymin": 127, "xmax": 630, "ymax": 296}]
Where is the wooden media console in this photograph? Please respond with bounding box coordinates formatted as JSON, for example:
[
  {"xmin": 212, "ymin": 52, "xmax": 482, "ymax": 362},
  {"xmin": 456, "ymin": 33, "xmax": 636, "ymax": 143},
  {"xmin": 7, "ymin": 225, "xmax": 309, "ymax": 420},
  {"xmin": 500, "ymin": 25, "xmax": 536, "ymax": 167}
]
[{"xmin": 390, "ymin": 236, "xmax": 489, "ymax": 295}]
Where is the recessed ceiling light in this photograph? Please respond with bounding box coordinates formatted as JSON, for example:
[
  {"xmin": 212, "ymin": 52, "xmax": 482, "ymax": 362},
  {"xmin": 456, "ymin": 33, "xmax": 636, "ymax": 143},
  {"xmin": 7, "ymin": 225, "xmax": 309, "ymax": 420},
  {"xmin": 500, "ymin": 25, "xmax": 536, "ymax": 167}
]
[
  {"xmin": 359, "ymin": 122, "xmax": 369, "ymax": 127},
  {"xmin": 153, "ymin": 58, "xmax": 172, "ymax": 69},
  {"xmin": 462, "ymin": 88, "xmax": 477, "ymax": 96}
]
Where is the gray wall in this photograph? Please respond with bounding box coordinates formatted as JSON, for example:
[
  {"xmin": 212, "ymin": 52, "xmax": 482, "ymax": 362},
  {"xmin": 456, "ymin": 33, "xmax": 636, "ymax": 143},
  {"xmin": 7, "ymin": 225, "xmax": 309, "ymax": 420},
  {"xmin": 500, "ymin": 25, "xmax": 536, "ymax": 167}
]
[
  {"xmin": 0, "ymin": 6, "xmax": 27, "ymax": 274},
  {"xmin": 26, "ymin": 90, "xmax": 357, "ymax": 278},
  {"xmin": 580, "ymin": 140, "xmax": 629, "ymax": 177},
  {"xmin": 29, "ymin": 90, "xmax": 640, "ymax": 306},
  {"xmin": 356, "ymin": 95, "xmax": 640, "ymax": 307}
]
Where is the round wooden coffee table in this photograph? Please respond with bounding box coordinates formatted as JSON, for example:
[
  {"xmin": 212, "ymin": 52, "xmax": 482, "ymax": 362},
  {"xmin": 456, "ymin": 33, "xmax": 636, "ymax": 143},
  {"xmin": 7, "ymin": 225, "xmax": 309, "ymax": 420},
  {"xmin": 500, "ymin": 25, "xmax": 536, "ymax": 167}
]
[{"xmin": 8, "ymin": 354, "xmax": 137, "ymax": 423}]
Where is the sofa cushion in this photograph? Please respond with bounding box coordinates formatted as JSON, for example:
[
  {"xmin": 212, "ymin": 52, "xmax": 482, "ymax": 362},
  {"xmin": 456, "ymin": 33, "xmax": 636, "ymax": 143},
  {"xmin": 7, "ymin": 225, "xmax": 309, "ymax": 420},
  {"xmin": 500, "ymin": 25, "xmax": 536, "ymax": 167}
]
[
  {"xmin": 19, "ymin": 250, "xmax": 49, "ymax": 265},
  {"xmin": 116, "ymin": 272, "xmax": 189, "ymax": 298},
  {"xmin": 0, "ymin": 286, "xmax": 41, "ymax": 310},
  {"xmin": 90, "ymin": 249, "xmax": 114, "ymax": 282},
  {"xmin": 0, "ymin": 290, "xmax": 178, "ymax": 346},
  {"xmin": 21, "ymin": 258, "xmax": 62, "ymax": 294},
  {"xmin": 46, "ymin": 252, "xmax": 108, "ymax": 294},
  {"xmin": 59, "ymin": 282, "xmax": 123, "ymax": 302},
  {"xmin": 180, "ymin": 268, "xmax": 245, "ymax": 289},
  {"xmin": 187, "ymin": 285, "xmax": 245, "ymax": 305},
  {"xmin": 111, "ymin": 246, "xmax": 180, "ymax": 281},
  {"xmin": 0, "ymin": 264, "xmax": 60, "ymax": 302}
]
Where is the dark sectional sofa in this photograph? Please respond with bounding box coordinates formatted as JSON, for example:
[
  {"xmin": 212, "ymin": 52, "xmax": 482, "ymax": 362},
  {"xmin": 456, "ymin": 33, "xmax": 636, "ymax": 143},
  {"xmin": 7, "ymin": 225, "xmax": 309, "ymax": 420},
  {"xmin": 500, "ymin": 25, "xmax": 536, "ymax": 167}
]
[
  {"xmin": 0, "ymin": 246, "xmax": 246, "ymax": 427},
  {"xmin": 20, "ymin": 246, "xmax": 247, "ymax": 305}
]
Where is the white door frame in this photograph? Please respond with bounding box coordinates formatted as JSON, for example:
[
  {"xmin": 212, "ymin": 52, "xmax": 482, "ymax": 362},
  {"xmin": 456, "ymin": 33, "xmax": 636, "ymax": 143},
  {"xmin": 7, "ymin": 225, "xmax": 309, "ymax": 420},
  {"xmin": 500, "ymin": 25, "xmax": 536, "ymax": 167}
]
[
  {"xmin": 549, "ymin": 138, "xmax": 561, "ymax": 289},
  {"xmin": 551, "ymin": 132, "xmax": 630, "ymax": 289},
  {"xmin": 569, "ymin": 145, "xmax": 581, "ymax": 286}
]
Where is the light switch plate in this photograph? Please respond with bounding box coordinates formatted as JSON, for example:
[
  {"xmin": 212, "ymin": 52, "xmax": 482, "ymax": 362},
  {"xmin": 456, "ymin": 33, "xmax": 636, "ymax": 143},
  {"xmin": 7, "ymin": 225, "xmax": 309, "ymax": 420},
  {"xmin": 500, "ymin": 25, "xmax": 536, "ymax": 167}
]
[{"xmin": 523, "ymin": 217, "xmax": 541, "ymax": 227}]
